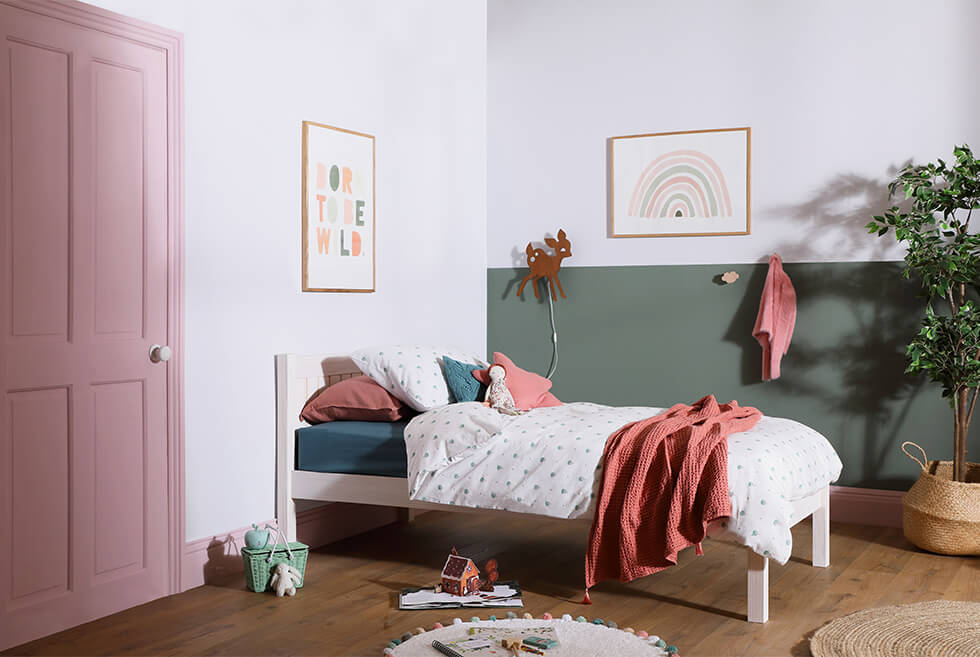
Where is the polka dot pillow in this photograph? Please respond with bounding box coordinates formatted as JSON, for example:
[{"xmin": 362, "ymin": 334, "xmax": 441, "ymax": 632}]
[{"xmin": 352, "ymin": 345, "xmax": 487, "ymax": 411}]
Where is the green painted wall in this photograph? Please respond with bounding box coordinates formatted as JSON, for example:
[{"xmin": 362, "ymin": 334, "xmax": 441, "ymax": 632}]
[{"xmin": 487, "ymin": 263, "xmax": 978, "ymax": 491}]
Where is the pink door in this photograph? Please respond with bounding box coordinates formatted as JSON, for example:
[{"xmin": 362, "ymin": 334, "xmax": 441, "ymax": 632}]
[{"xmin": 0, "ymin": 1, "xmax": 179, "ymax": 648}]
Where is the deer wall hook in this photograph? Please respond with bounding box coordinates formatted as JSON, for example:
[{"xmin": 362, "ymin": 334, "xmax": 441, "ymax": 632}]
[{"xmin": 517, "ymin": 229, "xmax": 572, "ymax": 301}]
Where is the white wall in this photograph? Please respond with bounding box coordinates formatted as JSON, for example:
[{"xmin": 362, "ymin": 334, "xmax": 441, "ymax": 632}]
[
  {"xmin": 488, "ymin": 0, "xmax": 980, "ymax": 268},
  {"xmin": 87, "ymin": 0, "xmax": 488, "ymax": 540}
]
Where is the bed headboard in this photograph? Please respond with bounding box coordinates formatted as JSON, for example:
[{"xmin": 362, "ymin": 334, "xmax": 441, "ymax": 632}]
[
  {"xmin": 275, "ymin": 353, "xmax": 361, "ymax": 429},
  {"xmin": 275, "ymin": 353, "xmax": 361, "ymax": 538}
]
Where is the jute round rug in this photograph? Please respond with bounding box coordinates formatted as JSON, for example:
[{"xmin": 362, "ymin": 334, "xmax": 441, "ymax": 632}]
[{"xmin": 810, "ymin": 600, "xmax": 980, "ymax": 657}]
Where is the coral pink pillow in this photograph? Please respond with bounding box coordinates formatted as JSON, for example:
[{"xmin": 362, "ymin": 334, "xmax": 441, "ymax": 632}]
[
  {"xmin": 300, "ymin": 375, "xmax": 413, "ymax": 424},
  {"xmin": 535, "ymin": 391, "xmax": 563, "ymax": 407},
  {"xmin": 472, "ymin": 352, "xmax": 560, "ymax": 410}
]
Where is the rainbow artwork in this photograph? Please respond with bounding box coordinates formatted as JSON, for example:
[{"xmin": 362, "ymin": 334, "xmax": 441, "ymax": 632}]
[
  {"xmin": 627, "ymin": 150, "xmax": 732, "ymax": 219},
  {"xmin": 611, "ymin": 127, "xmax": 750, "ymax": 237}
]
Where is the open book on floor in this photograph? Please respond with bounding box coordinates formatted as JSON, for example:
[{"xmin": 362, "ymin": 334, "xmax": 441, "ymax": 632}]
[{"xmin": 398, "ymin": 581, "xmax": 523, "ymax": 610}]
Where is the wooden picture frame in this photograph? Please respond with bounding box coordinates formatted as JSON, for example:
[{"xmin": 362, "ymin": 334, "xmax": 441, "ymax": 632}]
[
  {"xmin": 301, "ymin": 121, "xmax": 375, "ymax": 292},
  {"xmin": 610, "ymin": 126, "xmax": 751, "ymax": 238}
]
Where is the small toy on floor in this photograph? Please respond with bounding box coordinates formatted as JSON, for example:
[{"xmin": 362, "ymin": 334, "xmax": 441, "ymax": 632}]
[
  {"xmin": 442, "ymin": 547, "xmax": 481, "ymax": 596},
  {"xmin": 441, "ymin": 549, "xmax": 503, "ymax": 596},
  {"xmin": 244, "ymin": 523, "xmax": 270, "ymax": 549},
  {"xmin": 270, "ymin": 562, "xmax": 302, "ymax": 597},
  {"xmin": 523, "ymin": 636, "xmax": 557, "ymax": 649},
  {"xmin": 479, "ymin": 559, "xmax": 499, "ymax": 592}
]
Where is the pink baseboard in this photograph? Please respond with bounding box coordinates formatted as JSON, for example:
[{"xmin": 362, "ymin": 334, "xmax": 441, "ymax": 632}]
[
  {"xmin": 294, "ymin": 503, "xmax": 400, "ymax": 550},
  {"xmin": 829, "ymin": 485, "xmax": 904, "ymax": 528},
  {"xmin": 180, "ymin": 503, "xmax": 399, "ymax": 591}
]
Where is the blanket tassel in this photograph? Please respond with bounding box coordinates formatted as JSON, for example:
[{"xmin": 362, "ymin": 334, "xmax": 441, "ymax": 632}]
[
  {"xmin": 581, "ymin": 589, "xmax": 592, "ymax": 605},
  {"xmin": 695, "ymin": 542, "xmax": 704, "ymax": 556}
]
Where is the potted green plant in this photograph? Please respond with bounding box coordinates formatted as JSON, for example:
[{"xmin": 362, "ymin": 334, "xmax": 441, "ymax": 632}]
[{"xmin": 867, "ymin": 144, "xmax": 980, "ymax": 555}]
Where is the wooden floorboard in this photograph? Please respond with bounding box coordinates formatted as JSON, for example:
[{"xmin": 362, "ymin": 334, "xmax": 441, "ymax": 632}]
[{"xmin": 4, "ymin": 512, "xmax": 978, "ymax": 657}]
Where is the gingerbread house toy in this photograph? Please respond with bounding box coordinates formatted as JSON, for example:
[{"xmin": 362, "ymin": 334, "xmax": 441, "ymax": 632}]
[{"xmin": 441, "ymin": 548, "xmax": 481, "ymax": 596}]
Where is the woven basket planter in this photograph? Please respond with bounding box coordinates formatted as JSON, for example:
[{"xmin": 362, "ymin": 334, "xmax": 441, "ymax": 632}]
[{"xmin": 901, "ymin": 442, "xmax": 980, "ymax": 556}]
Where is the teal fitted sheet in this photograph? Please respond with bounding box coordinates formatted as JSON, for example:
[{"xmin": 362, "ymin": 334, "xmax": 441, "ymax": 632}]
[{"xmin": 295, "ymin": 420, "xmax": 408, "ymax": 478}]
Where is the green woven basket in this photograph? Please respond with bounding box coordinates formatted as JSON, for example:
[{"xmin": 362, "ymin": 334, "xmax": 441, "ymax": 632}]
[{"xmin": 241, "ymin": 536, "xmax": 308, "ymax": 593}]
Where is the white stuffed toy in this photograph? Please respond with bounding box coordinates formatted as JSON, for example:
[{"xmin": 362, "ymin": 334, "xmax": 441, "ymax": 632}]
[
  {"xmin": 484, "ymin": 364, "xmax": 521, "ymax": 415},
  {"xmin": 269, "ymin": 562, "xmax": 302, "ymax": 597}
]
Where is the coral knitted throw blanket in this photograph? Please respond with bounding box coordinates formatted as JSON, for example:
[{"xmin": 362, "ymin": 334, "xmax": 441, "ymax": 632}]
[{"xmin": 584, "ymin": 396, "xmax": 762, "ymax": 590}]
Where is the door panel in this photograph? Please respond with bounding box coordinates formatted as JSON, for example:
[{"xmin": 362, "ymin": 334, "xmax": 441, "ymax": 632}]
[
  {"xmin": 93, "ymin": 60, "xmax": 145, "ymax": 338},
  {"xmin": 8, "ymin": 387, "xmax": 70, "ymax": 604},
  {"xmin": 8, "ymin": 40, "xmax": 71, "ymax": 339},
  {"xmin": 93, "ymin": 380, "xmax": 145, "ymax": 579},
  {"xmin": 0, "ymin": 1, "xmax": 178, "ymax": 649}
]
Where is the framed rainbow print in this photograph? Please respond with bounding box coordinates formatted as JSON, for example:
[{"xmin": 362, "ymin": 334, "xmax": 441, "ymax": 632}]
[
  {"xmin": 610, "ymin": 127, "xmax": 750, "ymax": 238},
  {"xmin": 302, "ymin": 121, "xmax": 375, "ymax": 292}
]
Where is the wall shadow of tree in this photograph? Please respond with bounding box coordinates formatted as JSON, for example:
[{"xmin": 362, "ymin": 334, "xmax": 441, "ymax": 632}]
[
  {"xmin": 725, "ymin": 171, "xmax": 931, "ymax": 488},
  {"xmin": 778, "ymin": 261, "xmax": 926, "ymax": 488}
]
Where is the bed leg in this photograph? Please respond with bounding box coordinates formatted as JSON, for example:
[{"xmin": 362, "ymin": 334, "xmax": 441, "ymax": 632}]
[
  {"xmin": 398, "ymin": 508, "xmax": 417, "ymax": 524},
  {"xmin": 747, "ymin": 550, "xmax": 769, "ymax": 623},
  {"xmin": 275, "ymin": 354, "xmax": 298, "ymax": 543},
  {"xmin": 812, "ymin": 485, "xmax": 830, "ymax": 568},
  {"xmin": 277, "ymin": 496, "xmax": 297, "ymax": 542}
]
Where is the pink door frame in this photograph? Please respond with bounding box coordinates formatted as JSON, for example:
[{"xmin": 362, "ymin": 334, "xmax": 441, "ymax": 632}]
[{"xmin": 1, "ymin": 0, "xmax": 185, "ymax": 595}]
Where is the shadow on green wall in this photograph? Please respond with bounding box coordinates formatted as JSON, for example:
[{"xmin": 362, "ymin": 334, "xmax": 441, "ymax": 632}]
[{"xmin": 726, "ymin": 261, "xmax": 929, "ymax": 489}]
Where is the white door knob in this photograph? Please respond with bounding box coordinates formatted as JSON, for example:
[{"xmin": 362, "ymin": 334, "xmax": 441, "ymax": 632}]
[{"xmin": 149, "ymin": 344, "xmax": 172, "ymax": 363}]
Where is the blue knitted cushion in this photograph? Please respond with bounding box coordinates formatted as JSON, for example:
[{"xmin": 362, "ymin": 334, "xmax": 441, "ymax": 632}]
[{"xmin": 443, "ymin": 356, "xmax": 485, "ymax": 403}]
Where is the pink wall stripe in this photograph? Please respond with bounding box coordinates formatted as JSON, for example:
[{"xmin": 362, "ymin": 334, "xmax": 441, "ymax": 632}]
[{"xmin": 829, "ymin": 485, "xmax": 903, "ymax": 528}]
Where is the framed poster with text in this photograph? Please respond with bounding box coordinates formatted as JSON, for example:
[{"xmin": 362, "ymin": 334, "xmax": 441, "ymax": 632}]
[{"xmin": 302, "ymin": 121, "xmax": 375, "ymax": 291}]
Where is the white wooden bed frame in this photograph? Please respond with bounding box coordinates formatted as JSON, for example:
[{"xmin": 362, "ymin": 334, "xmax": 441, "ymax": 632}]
[{"xmin": 275, "ymin": 353, "xmax": 831, "ymax": 623}]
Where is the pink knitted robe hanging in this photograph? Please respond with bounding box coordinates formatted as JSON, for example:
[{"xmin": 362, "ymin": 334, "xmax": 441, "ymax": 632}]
[{"xmin": 753, "ymin": 253, "xmax": 797, "ymax": 381}]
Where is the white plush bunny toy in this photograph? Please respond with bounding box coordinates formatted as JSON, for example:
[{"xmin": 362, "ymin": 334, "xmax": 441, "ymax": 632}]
[{"xmin": 270, "ymin": 562, "xmax": 302, "ymax": 597}]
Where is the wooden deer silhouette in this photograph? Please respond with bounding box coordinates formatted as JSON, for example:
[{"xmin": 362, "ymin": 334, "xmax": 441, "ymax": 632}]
[{"xmin": 517, "ymin": 229, "xmax": 572, "ymax": 301}]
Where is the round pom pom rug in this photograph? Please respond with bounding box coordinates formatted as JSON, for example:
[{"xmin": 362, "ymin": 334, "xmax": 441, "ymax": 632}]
[
  {"xmin": 386, "ymin": 617, "xmax": 677, "ymax": 657},
  {"xmin": 810, "ymin": 600, "xmax": 980, "ymax": 657}
]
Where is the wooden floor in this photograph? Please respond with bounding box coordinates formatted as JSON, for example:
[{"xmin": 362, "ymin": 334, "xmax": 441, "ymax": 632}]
[{"xmin": 5, "ymin": 511, "xmax": 979, "ymax": 657}]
